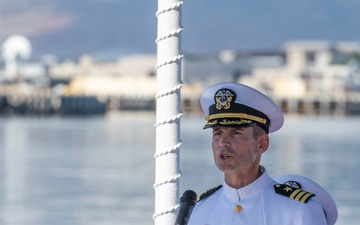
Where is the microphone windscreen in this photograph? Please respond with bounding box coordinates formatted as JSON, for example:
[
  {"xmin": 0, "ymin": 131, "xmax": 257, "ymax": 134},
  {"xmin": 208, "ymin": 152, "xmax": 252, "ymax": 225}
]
[{"xmin": 180, "ymin": 190, "xmax": 197, "ymax": 206}]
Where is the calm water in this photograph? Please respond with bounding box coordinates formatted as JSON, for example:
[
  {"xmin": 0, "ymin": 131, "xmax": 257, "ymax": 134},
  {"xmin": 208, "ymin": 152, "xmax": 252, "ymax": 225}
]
[{"xmin": 0, "ymin": 113, "xmax": 359, "ymax": 225}]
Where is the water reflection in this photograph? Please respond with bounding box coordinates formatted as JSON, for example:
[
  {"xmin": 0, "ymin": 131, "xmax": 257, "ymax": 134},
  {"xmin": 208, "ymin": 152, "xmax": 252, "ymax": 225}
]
[
  {"xmin": 0, "ymin": 114, "xmax": 358, "ymax": 225},
  {"xmin": 0, "ymin": 114, "xmax": 156, "ymax": 225}
]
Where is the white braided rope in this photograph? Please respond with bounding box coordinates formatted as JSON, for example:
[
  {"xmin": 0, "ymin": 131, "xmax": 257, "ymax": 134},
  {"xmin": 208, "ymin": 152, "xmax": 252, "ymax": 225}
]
[
  {"xmin": 153, "ymin": 142, "xmax": 182, "ymax": 159},
  {"xmin": 154, "ymin": 113, "xmax": 182, "ymax": 128},
  {"xmin": 155, "ymin": 27, "xmax": 184, "ymax": 43},
  {"xmin": 152, "ymin": 204, "xmax": 179, "ymax": 220},
  {"xmin": 156, "ymin": 54, "xmax": 184, "ymax": 70},
  {"xmin": 153, "ymin": 173, "xmax": 182, "ymax": 189},
  {"xmin": 155, "ymin": 1, "xmax": 184, "ymax": 17},
  {"xmin": 154, "ymin": 0, "xmax": 184, "ymax": 224},
  {"xmin": 155, "ymin": 83, "xmax": 183, "ymax": 99}
]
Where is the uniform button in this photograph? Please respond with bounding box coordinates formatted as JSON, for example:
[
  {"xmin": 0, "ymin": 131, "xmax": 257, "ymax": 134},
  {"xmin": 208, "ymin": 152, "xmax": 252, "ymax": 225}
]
[{"xmin": 234, "ymin": 204, "xmax": 243, "ymax": 213}]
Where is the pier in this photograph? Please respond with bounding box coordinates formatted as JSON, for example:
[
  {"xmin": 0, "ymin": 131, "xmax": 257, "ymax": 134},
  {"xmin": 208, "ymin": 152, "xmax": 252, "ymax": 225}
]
[
  {"xmin": 1, "ymin": 87, "xmax": 360, "ymax": 116},
  {"xmin": 181, "ymin": 95, "xmax": 360, "ymax": 116},
  {"xmin": 1, "ymin": 85, "xmax": 360, "ymax": 116}
]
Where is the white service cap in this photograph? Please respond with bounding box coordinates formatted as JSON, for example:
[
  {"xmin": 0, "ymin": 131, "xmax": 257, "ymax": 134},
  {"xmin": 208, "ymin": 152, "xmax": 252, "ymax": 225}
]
[
  {"xmin": 200, "ymin": 82, "xmax": 284, "ymax": 133},
  {"xmin": 275, "ymin": 175, "xmax": 338, "ymax": 225}
]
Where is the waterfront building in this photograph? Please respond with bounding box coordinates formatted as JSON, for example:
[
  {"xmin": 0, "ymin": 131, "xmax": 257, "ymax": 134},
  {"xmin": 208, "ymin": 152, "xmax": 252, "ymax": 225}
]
[
  {"xmin": 180, "ymin": 41, "xmax": 360, "ymax": 115},
  {"xmin": 238, "ymin": 41, "xmax": 360, "ymax": 115},
  {"xmin": 0, "ymin": 35, "xmax": 360, "ymax": 115}
]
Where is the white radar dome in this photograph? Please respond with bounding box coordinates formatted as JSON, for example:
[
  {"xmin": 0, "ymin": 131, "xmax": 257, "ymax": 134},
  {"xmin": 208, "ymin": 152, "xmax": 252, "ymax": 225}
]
[{"xmin": 1, "ymin": 35, "xmax": 32, "ymax": 62}]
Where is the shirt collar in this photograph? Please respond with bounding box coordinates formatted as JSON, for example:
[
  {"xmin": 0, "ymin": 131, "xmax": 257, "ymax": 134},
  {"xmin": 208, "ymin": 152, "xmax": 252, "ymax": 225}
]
[{"xmin": 223, "ymin": 166, "xmax": 272, "ymax": 201}]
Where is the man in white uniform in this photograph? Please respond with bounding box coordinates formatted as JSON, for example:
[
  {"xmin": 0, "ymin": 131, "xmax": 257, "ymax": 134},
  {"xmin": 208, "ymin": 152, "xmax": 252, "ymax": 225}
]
[{"xmin": 187, "ymin": 82, "xmax": 337, "ymax": 225}]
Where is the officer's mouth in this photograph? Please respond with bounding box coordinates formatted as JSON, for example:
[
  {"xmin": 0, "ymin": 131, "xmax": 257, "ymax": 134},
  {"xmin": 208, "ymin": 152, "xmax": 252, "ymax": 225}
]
[{"xmin": 220, "ymin": 153, "xmax": 232, "ymax": 160}]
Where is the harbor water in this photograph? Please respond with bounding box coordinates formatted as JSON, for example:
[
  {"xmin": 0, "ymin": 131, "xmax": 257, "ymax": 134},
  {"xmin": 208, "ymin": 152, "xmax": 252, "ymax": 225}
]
[{"xmin": 0, "ymin": 112, "xmax": 359, "ymax": 225}]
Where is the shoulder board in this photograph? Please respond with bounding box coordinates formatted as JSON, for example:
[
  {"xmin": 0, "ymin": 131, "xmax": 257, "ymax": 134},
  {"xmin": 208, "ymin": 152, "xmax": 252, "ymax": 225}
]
[
  {"xmin": 274, "ymin": 184, "xmax": 315, "ymax": 203},
  {"xmin": 197, "ymin": 185, "xmax": 222, "ymax": 202}
]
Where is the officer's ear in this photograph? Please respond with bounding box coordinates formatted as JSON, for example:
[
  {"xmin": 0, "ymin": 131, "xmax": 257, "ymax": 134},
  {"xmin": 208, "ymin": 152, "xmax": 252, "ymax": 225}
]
[{"xmin": 257, "ymin": 134, "xmax": 269, "ymax": 154}]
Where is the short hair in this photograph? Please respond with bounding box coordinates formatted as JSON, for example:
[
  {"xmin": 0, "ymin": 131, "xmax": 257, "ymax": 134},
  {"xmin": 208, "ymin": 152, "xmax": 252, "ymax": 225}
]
[{"xmin": 252, "ymin": 124, "xmax": 267, "ymax": 139}]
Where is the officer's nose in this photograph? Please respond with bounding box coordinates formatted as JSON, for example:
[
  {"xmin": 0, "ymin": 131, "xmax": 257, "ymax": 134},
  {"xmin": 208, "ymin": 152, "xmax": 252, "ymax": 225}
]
[{"xmin": 218, "ymin": 135, "xmax": 231, "ymax": 147}]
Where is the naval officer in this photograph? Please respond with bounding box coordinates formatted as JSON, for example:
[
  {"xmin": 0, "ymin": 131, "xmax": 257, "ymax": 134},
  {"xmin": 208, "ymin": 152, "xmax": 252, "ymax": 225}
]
[{"xmin": 187, "ymin": 82, "xmax": 337, "ymax": 225}]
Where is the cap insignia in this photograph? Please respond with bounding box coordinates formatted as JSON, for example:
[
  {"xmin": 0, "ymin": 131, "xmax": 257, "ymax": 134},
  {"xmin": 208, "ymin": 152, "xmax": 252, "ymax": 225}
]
[
  {"xmin": 215, "ymin": 89, "xmax": 235, "ymax": 110},
  {"xmin": 284, "ymin": 181, "xmax": 302, "ymax": 189}
]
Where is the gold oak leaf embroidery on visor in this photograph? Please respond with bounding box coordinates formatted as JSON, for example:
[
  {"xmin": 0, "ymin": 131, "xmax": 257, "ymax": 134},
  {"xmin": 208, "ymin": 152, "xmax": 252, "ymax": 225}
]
[
  {"xmin": 219, "ymin": 119, "xmax": 253, "ymax": 126},
  {"xmin": 206, "ymin": 120, "xmax": 219, "ymax": 126},
  {"xmin": 205, "ymin": 113, "xmax": 267, "ymax": 125}
]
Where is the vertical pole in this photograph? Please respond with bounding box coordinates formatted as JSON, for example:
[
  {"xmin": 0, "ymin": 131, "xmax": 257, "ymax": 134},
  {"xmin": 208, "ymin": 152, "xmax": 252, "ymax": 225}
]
[{"xmin": 154, "ymin": 0, "xmax": 183, "ymax": 225}]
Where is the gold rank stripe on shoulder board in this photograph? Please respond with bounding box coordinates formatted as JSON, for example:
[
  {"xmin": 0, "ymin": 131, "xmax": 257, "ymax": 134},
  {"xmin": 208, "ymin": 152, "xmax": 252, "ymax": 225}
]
[
  {"xmin": 274, "ymin": 184, "xmax": 315, "ymax": 203},
  {"xmin": 197, "ymin": 185, "xmax": 222, "ymax": 202}
]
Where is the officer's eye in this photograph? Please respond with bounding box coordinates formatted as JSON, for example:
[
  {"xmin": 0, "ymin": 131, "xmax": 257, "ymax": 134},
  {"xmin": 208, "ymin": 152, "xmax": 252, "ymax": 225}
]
[
  {"xmin": 212, "ymin": 128, "xmax": 222, "ymax": 137},
  {"xmin": 213, "ymin": 131, "xmax": 221, "ymax": 136}
]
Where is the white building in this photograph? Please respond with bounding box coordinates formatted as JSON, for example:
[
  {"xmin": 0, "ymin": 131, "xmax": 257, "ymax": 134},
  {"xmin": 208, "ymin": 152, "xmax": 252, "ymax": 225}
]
[{"xmin": 240, "ymin": 41, "xmax": 360, "ymax": 101}]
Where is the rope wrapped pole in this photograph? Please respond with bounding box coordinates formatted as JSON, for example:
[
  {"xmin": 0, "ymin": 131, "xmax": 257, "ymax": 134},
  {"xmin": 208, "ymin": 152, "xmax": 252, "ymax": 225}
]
[{"xmin": 154, "ymin": 0, "xmax": 184, "ymax": 225}]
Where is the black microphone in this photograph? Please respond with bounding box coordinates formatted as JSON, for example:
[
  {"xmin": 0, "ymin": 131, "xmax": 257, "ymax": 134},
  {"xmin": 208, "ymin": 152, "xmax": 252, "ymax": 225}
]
[{"xmin": 174, "ymin": 190, "xmax": 197, "ymax": 225}]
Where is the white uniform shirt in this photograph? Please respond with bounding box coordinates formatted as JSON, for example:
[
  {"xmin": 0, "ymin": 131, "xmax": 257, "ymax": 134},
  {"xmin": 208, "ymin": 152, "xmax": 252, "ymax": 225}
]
[{"xmin": 188, "ymin": 167, "xmax": 327, "ymax": 225}]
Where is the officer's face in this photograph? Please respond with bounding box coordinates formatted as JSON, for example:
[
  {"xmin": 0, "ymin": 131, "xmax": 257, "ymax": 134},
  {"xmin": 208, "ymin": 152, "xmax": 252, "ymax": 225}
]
[{"xmin": 212, "ymin": 126, "xmax": 265, "ymax": 173}]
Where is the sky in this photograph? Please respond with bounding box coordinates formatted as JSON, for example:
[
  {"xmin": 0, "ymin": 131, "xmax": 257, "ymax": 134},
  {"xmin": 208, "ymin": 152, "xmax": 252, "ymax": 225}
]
[{"xmin": 0, "ymin": 0, "xmax": 359, "ymax": 58}]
